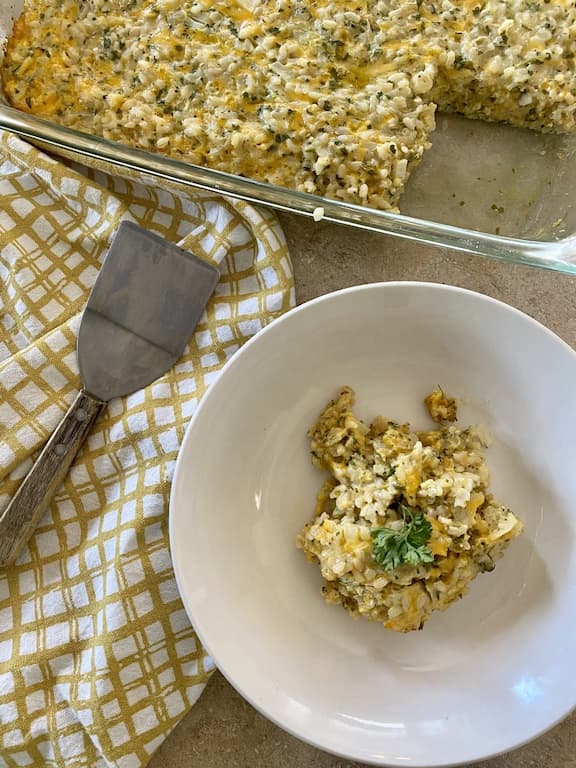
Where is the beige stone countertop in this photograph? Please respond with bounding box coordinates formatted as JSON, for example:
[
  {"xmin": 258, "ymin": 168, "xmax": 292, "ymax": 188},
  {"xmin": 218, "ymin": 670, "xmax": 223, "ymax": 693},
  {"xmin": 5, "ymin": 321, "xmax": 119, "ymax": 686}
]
[{"xmin": 150, "ymin": 212, "xmax": 576, "ymax": 768}]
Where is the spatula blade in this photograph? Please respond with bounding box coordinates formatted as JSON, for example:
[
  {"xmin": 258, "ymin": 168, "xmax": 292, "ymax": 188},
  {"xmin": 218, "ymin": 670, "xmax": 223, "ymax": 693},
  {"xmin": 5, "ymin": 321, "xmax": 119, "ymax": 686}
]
[{"xmin": 78, "ymin": 221, "xmax": 219, "ymax": 402}]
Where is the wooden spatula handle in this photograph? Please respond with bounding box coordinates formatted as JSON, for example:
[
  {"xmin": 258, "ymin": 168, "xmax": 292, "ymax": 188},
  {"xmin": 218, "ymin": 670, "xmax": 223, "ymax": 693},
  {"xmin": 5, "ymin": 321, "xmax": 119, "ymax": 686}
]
[{"xmin": 0, "ymin": 390, "xmax": 106, "ymax": 568}]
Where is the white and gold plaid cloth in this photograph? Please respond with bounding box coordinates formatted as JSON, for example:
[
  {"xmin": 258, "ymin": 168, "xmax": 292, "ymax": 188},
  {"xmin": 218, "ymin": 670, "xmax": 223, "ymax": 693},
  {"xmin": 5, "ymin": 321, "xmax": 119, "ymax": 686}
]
[{"xmin": 0, "ymin": 130, "xmax": 294, "ymax": 767}]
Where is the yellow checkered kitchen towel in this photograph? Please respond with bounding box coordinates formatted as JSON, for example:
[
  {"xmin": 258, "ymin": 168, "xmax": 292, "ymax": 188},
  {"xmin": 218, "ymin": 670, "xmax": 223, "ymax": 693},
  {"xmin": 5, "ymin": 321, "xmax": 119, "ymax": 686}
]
[{"xmin": 0, "ymin": 130, "xmax": 294, "ymax": 768}]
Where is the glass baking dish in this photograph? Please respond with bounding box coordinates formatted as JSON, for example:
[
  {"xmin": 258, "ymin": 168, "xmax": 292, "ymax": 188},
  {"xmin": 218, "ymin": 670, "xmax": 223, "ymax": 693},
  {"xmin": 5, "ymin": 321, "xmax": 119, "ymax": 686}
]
[{"xmin": 2, "ymin": 0, "xmax": 576, "ymax": 274}]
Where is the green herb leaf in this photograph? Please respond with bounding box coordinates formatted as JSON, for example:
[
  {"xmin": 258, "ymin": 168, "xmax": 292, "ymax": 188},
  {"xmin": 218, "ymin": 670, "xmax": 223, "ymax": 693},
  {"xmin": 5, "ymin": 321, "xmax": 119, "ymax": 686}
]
[{"xmin": 371, "ymin": 508, "xmax": 434, "ymax": 571}]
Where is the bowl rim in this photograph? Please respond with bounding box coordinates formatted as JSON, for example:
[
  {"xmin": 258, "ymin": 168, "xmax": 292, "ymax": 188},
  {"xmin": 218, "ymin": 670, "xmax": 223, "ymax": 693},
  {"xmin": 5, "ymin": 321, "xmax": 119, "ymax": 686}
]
[{"xmin": 169, "ymin": 280, "xmax": 576, "ymax": 767}]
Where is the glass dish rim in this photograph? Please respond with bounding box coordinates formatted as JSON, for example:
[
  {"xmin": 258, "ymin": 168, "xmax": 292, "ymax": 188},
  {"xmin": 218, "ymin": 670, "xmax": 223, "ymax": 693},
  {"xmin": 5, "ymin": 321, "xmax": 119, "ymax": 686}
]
[{"xmin": 1, "ymin": 103, "xmax": 575, "ymax": 275}]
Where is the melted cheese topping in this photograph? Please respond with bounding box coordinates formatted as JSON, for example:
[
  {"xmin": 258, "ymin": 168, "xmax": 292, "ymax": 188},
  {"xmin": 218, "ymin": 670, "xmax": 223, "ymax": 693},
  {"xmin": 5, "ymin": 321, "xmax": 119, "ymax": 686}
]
[
  {"xmin": 2, "ymin": 0, "xmax": 576, "ymax": 210},
  {"xmin": 424, "ymin": 0, "xmax": 576, "ymax": 132},
  {"xmin": 1, "ymin": 0, "xmax": 436, "ymax": 210}
]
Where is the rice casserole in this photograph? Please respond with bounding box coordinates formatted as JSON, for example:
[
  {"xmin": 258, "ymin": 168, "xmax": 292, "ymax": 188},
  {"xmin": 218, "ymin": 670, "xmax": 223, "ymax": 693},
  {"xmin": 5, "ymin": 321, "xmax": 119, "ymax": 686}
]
[
  {"xmin": 297, "ymin": 387, "xmax": 523, "ymax": 632},
  {"xmin": 2, "ymin": 0, "xmax": 576, "ymax": 210}
]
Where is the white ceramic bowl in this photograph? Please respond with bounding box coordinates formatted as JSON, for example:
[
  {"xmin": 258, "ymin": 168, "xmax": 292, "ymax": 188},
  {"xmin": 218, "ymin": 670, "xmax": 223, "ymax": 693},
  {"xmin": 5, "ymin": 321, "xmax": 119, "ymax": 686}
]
[{"xmin": 170, "ymin": 282, "xmax": 576, "ymax": 767}]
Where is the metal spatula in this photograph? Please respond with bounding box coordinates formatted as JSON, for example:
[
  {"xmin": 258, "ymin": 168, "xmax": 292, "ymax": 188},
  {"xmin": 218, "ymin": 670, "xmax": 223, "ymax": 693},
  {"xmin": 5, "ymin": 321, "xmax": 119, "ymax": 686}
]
[{"xmin": 0, "ymin": 221, "xmax": 219, "ymax": 567}]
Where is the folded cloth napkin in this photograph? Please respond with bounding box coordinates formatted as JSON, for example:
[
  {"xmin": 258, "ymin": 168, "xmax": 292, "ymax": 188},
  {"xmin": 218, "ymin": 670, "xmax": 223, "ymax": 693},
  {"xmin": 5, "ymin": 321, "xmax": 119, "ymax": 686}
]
[{"xmin": 0, "ymin": 130, "xmax": 294, "ymax": 768}]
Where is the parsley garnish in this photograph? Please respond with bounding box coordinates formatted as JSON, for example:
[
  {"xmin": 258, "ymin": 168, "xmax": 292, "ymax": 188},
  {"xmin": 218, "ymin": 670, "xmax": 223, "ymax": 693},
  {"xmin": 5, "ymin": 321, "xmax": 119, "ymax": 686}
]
[{"xmin": 371, "ymin": 507, "xmax": 434, "ymax": 570}]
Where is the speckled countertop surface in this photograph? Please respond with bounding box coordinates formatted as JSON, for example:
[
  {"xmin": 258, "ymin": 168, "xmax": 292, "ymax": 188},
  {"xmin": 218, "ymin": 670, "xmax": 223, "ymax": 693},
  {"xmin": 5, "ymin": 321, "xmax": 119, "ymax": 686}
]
[{"xmin": 150, "ymin": 212, "xmax": 576, "ymax": 768}]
